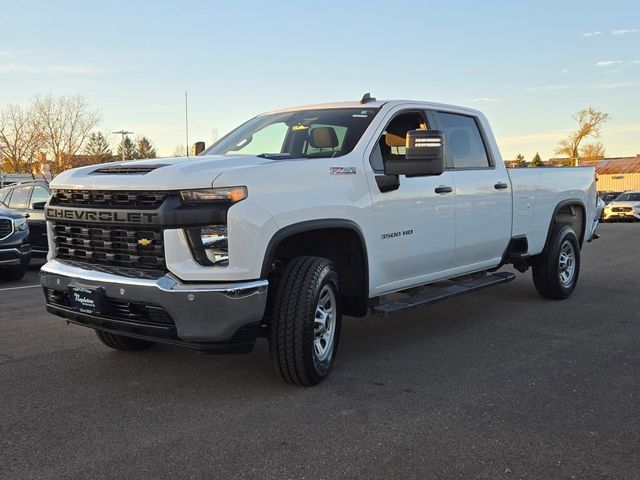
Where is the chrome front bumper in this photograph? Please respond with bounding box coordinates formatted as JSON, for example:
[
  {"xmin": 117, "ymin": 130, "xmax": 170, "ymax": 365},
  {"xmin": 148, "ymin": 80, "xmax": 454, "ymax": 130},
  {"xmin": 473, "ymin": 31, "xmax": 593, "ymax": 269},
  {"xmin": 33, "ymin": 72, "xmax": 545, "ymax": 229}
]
[{"xmin": 40, "ymin": 259, "xmax": 269, "ymax": 344}]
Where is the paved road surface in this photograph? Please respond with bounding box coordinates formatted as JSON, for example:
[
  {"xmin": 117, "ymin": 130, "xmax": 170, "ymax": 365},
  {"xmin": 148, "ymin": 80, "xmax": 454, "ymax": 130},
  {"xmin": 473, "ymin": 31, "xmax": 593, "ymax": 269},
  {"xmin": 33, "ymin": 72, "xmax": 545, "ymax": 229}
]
[{"xmin": 1, "ymin": 224, "xmax": 639, "ymax": 479}]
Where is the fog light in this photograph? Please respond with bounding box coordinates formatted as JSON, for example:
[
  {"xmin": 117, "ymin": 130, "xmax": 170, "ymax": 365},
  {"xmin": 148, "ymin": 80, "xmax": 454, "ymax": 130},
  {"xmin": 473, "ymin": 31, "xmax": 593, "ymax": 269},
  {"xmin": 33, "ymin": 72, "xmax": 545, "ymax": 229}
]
[{"xmin": 186, "ymin": 225, "xmax": 229, "ymax": 266}]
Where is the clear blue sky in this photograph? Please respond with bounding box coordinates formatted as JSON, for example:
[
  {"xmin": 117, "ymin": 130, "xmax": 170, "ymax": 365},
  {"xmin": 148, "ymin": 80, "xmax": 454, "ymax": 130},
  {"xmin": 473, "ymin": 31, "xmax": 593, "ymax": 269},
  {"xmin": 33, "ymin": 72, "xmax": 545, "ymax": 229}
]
[{"xmin": 1, "ymin": 0, "xmax": 638, "ymax": 160}]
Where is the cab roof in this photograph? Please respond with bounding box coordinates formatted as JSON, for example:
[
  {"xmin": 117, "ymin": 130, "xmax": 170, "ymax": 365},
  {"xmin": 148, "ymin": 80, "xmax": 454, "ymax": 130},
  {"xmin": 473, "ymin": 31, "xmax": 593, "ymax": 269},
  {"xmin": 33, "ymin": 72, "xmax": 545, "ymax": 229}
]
[{"xmin": 264, "ymin": 99, "xmax": 483, "ymax": 117}]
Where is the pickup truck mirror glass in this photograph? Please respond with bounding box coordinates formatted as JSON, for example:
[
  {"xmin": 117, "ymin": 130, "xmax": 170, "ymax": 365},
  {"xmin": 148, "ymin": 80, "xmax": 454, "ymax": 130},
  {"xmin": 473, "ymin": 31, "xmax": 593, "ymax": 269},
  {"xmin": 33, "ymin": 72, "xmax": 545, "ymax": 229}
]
[
  {"xmin": 32, "ymin": 201, "xmax": 46, "ymax": 210},
  {"xmin": 384, "ymin": 130, "xmax": 445, "ymax": 177}
]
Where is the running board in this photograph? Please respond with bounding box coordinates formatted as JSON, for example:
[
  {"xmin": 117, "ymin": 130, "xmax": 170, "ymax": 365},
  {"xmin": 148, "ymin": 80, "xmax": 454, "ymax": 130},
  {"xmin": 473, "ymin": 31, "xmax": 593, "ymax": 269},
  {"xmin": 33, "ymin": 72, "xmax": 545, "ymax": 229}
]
[{"xmin": 372, "ymin": 272, "xmax": 516, "ymax": 317}]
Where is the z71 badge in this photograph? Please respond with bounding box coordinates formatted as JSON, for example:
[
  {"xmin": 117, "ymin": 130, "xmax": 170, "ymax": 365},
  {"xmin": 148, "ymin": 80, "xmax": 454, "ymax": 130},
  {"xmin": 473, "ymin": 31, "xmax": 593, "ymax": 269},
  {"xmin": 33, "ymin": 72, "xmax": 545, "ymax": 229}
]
[{"xmin": 330, "ymin": 167, "xmax": 356, "ymax": 175}]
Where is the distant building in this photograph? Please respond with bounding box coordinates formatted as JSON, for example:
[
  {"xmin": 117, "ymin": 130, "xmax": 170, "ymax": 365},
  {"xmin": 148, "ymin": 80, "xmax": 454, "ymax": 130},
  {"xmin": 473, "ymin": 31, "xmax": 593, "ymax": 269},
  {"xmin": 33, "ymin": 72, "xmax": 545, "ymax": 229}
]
[{"xmin": 580, "ymin": 155, "xmax": 640, "ymax": 191}]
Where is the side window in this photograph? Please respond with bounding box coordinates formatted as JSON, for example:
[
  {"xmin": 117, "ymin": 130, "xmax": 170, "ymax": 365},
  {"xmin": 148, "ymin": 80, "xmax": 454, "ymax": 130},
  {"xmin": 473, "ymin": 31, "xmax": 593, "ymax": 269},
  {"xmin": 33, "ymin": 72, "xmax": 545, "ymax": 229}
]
[
  {"xmin": 30, "ymin": 186, "xmax": 50, "ymax": 208},
  {"xmin": 435, "ymin": 112, "xmax": 490, "ymax": 169},
  {"xmin": 8, "ymin": 186, "xmax": 32, "ymax": 209},
  {"xmin": 370, "ymin": 111, "xmax": 428, "ymax": 172}
]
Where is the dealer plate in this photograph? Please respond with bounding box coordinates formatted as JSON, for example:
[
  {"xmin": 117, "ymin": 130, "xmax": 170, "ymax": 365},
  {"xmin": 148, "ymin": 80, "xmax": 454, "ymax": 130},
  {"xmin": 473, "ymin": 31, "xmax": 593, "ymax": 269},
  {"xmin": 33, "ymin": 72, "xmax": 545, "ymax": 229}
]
[{"xmin": 68, "ymin": 286, "xmax": 103, "ymax": 314}]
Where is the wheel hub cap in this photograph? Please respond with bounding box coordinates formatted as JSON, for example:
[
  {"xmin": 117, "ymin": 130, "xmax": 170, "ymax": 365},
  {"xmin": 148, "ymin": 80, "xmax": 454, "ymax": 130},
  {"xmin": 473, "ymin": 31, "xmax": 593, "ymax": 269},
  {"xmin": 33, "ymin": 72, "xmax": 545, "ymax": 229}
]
[
  {"xmin": 558, "ymin": 240, "xmax": 576, "ymax": 287},
  {"xmin": 314, "ymin": 285, "xmax": 336, "ymax": 362}
]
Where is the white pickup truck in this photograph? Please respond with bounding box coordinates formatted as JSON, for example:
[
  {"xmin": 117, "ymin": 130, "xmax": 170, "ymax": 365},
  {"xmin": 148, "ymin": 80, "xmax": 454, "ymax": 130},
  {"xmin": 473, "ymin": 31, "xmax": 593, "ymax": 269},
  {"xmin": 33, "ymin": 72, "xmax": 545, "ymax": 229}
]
[{"xmin": 40, "ymin": 96, "xmax": 599, "ymax": 385}]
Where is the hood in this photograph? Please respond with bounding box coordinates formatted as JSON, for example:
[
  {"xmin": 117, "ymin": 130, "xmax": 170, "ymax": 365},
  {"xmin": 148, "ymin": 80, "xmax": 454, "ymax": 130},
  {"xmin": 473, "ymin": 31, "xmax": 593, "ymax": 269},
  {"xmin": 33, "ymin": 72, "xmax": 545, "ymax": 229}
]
[
  {"xmin": 607, "ymin": 201, "xmax": 640, "ymax": 208},
  {"xmin": 0, "ymin": 203, "xmax": 26, "ymax": 219},
  {"xmin": 50, "ymin": 154, "xmax": 274, "ymax": 190}
]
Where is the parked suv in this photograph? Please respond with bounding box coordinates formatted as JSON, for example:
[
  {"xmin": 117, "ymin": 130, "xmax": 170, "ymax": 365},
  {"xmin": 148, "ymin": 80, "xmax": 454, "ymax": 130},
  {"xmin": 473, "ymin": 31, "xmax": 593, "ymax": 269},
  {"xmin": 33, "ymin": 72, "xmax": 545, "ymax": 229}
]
[
  {"xmin": 0, "ymin": 203, "xmax": 31, "ymax": 281},
  {"xmin": 0, "ymin": 181, "xmax": 50, "ymax": 257},
  {"xmin": 602, "ymin": 191, "xmax": 640, "ymax": 222}
]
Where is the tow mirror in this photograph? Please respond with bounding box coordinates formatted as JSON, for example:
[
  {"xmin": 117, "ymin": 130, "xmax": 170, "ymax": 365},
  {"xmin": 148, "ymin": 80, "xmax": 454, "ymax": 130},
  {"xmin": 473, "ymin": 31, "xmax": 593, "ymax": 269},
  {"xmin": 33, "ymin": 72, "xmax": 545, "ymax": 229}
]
[
  {"xmin": 384, "ymin": 130, "xmax": 445, "ymax": 177},
  {"xmin": 193, "ymin": 141, "xmax": 206, "ymax": 155}
]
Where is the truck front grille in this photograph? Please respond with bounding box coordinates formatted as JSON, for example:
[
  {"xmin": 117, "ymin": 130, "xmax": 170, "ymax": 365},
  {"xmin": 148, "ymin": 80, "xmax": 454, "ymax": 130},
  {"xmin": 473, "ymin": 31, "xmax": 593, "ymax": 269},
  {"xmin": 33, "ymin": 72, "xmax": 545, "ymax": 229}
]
[
  {"xmin": 612, "ymin": 207, "xmax": 632, "ymax": 212},
  {"xmin": 53, "ymin": 222, "xmax": 165, "ymax": 271},
  {"xmin": 50, "ymin": 189, "xmax": 168, "ymax": 209},
  {"xmin": 0, "ymin": 219, "xmax": 12, "ymax": 239}
]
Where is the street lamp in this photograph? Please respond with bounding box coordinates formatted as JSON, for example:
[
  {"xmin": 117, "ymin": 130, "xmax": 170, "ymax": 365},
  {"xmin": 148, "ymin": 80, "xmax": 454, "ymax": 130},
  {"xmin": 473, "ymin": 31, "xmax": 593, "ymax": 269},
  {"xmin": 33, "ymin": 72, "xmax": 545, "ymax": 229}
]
[{"xmin": 112, "ymin": 130, "xmax": 134, "ymax": 161}]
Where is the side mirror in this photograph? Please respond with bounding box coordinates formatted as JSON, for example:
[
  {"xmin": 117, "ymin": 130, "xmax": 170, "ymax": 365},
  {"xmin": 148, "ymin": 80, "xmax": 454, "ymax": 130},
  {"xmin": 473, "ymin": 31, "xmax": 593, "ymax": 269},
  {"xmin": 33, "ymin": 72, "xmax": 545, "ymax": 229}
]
[
  {"xmin": 384, "ymin": 130, "xmax": 445, "ymax": 177},
  {"xmin": 32, "ymin": 201, "xmax": 46, "ymax": 210},
  {"xmin": 193, "ymin": 141, "xmax": 206, "ymax": 155}
]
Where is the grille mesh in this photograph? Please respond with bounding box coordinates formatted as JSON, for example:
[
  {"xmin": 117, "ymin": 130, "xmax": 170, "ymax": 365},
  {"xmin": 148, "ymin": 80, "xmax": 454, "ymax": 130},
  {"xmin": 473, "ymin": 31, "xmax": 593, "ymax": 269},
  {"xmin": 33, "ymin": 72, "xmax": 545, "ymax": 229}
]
[
  {"xmin": 53, "ymin": 222, "xmax": 165, "ymax": 270},
  {"xmin": 0, "ymin": 219, "xmax": 12, "ymax": 239}
]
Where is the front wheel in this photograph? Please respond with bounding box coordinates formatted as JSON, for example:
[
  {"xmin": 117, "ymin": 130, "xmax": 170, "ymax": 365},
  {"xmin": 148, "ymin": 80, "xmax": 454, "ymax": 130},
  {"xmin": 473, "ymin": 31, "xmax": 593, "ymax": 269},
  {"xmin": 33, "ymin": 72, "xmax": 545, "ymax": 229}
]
[
  {"xmin": 532, "ymin": 224, "xmax": 581, "ymax": 299},
  {"xmin": 0, "ymin": 266, "xmax": 27, "ymax": 281},
  {"xmin": 269, "ymin": 256, "xmax": 342, "ymax": 386}
]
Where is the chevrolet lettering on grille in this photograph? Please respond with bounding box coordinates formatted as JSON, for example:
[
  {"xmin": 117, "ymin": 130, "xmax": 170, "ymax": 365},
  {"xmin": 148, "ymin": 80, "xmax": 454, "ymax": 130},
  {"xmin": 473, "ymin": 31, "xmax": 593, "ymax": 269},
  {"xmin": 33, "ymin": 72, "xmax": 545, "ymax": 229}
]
[{"xmin": 45, "ymin": 207, "xmax": 159, "ymax": 224}]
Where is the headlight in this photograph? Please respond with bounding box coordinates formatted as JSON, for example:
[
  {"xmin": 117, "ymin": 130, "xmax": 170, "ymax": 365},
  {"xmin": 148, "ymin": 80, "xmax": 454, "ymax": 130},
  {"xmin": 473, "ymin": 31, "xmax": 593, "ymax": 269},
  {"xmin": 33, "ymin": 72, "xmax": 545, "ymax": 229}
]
[
  {"xmin": 180, "ymin": 187, "xmax": 247, "ymax": 205},
  {"xmin": 185, "ymin": 225, "xmax": 229, "ymax": 266},
  {"xmin": 13, "ymin": 217, "xmax": 28, "ymax": 231}
]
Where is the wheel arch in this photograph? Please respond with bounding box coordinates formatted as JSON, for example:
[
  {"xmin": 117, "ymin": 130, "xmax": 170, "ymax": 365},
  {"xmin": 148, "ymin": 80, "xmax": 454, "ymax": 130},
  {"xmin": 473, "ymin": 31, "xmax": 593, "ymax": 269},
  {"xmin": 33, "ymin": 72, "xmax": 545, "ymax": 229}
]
[
  {"xmin": 546, "ymin": 199, "xmax": 586, "ymax": 249},
  {"xmin": 261, "ymin": 219, "xmax": 369, "ymax": 317}
]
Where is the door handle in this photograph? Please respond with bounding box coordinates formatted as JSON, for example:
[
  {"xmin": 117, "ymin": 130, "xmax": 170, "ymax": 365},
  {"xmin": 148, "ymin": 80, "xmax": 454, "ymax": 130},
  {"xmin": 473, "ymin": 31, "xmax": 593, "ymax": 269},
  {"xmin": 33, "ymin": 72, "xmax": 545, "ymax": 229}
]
[
  {"xmin": 434, "ymin": 186, "xmax": 453, "ymax": 194},
  {"xmin": 24, "ymin": 213, "xmax": 30, "ymax": 218},
  {"xmin": 494, "ymin": 182, "xmax": 509, "ymax": 190}
]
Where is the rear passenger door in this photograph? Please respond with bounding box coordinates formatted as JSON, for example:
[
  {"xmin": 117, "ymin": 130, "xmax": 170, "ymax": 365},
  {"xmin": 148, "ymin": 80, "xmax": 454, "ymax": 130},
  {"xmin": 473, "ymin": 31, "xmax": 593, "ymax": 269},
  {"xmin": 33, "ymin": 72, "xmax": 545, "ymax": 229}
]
[{"xmin": 432, "ymin": 111, "xmax": 512, "ymax": 270}]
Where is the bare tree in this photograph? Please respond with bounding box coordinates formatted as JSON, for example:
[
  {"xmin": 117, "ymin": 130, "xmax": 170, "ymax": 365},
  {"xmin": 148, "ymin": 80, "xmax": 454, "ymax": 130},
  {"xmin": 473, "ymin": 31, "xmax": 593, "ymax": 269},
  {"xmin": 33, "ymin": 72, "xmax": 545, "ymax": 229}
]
[
  {"xmin": 555, "ymin": 107, "xmax": 610, "ymax": 166},
  {"xmin": 34, "ymin": 95, "xmax": 100, "ymax": 173},
  {"xmin": 0, "ymin": 104, "xmax": 45, "ymax": 173},
  {"xmin": 173, "ymin": 144, "xmax": 187, "ymax": 157},
  {"xmin": 579, "ymin": 142, "xmax": 605, "ymax": 161}
]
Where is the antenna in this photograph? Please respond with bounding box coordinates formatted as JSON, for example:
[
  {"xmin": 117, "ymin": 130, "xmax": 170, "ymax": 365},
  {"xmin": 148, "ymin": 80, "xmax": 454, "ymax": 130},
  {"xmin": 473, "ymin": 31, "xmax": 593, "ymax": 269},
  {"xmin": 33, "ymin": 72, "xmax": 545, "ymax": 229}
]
[
  {"xmin": 185, "ymin": 91, "xmax": 189, "ymax": 157},
  {"xmin": 360, "ymin": 92, "xmax": 376, "ymax": 104}
]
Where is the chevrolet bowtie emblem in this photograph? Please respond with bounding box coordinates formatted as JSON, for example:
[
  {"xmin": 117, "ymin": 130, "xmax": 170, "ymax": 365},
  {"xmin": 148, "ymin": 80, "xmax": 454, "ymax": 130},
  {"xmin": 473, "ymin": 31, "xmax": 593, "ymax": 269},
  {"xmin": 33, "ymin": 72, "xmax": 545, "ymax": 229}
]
[{"xmin": 138, "ymin": 238, "xmax": 153, "ymax": 247}]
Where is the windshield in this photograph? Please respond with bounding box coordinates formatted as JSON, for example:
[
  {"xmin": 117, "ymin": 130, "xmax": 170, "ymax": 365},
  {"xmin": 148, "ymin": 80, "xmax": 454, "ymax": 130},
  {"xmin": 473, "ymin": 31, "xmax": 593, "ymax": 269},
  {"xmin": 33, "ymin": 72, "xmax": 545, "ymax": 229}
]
[
  {"xmin": 615, "ymin": 192, "xmax": 640, "ymax": 202},
  {"xmin": 204, "ymin": 108, "xmax": 379, "ymax": 159}
]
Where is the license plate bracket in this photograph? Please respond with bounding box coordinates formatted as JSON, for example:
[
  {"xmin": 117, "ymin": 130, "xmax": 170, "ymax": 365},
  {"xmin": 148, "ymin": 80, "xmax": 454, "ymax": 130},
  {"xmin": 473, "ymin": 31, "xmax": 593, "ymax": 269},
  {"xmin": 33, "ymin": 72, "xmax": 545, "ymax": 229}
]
[{"xmin": 68, "ymin": 285, "xmax": 104, "ymax": 314}]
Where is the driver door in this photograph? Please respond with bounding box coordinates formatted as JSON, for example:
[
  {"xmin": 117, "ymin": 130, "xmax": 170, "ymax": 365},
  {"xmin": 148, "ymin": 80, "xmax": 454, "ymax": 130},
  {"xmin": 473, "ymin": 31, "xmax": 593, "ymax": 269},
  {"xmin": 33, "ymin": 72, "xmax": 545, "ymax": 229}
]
[{"xmin": 367, "ymin": 109, "xmax": 456, "ymax": 295}]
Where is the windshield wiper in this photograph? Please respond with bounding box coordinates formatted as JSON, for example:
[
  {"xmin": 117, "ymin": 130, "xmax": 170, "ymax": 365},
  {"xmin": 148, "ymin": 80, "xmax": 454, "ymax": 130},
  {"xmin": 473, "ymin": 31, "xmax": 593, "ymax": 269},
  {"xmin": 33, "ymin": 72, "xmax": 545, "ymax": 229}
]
[{"xmin": 256, "ymin": 153, "xmax": 292, "ymax": 160}]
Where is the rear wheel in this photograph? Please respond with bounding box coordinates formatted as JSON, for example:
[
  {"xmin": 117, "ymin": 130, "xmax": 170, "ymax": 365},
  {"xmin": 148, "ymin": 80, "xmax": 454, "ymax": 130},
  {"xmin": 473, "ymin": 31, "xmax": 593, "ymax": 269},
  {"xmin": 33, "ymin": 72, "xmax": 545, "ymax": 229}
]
[
  {"xmin": 532, "ymin": 224, "xmax": 580, "ymax": 299},
  {"xmin": 269, "ymin": 256, "xmax": 342, "ymax": 386},
  {"xmin": 0, "ymin": 266, "xmax": 27, "ymax": 281},
  {"xmin": 95, "ymin": 330, "xmax": 155, "ymax": 351}
]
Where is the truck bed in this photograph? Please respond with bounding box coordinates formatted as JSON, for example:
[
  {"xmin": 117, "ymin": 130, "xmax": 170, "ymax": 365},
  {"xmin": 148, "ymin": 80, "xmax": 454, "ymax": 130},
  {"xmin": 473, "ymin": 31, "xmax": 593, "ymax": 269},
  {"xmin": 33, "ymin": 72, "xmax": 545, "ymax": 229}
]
[{"xmin": 507, "ymin": 166, "xmax": 597, "ymax": 255}]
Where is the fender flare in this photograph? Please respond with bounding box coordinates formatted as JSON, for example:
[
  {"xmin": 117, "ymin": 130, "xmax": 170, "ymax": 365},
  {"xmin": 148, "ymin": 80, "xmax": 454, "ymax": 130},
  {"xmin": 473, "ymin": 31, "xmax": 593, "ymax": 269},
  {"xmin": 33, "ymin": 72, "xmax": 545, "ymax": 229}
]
[
  {"xmin": 544, "ymin": 198, "xmax": 587, "ymax": 250},
  {"xmin": 260, "ymin": 219, "xmax": 369, "ymax": 292}
]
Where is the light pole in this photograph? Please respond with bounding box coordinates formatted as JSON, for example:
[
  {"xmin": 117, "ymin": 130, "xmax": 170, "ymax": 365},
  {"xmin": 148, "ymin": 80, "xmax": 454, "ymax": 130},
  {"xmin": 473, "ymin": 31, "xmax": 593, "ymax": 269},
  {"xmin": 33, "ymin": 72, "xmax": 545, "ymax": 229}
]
[{"xmin": 112, "ymin": 130, "xmax": 134, "ymax": 161}]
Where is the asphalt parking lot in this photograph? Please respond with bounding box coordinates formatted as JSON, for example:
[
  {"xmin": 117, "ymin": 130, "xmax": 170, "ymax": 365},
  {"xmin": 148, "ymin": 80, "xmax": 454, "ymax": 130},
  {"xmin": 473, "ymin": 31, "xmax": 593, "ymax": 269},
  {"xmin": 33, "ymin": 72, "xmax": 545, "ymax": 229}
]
[{"xmin": 1, "ymin": 223, "xmax": 639, "ymax": 479}]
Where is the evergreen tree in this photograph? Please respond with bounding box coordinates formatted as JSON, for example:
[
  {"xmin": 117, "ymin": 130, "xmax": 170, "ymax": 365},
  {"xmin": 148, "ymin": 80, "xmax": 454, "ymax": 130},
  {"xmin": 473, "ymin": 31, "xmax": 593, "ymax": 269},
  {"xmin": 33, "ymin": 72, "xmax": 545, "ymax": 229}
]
[
  {"xmin": 514, "ymin": 153, "xmax": 526, "ymax": 168},
  {"xmin": 116, "ymin": 135, "xmax": 136, "ymax": 161},
  {"xmin": 135, "ymin": 136, "xmax": 157, "ymax": 159},
  {"xmin": 530, "ymin": 152, "xmax": 544, "ymax": 167},
  {"xmin": 83, "ymin": 132, "xmax": 113, "ymax": 162}
]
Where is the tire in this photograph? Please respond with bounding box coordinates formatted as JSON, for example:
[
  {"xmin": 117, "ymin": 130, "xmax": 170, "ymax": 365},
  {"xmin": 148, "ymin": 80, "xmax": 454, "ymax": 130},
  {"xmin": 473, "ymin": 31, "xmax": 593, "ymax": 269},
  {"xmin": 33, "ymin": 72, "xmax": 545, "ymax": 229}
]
[
  {"xmin": 0, "ymin": 266, "xmax": 27, "ymax": 281},
  {"xmin": 532, "ymin": 224, "xmax": 580, "ymax": 300},
  {"xmin": 269, "ymin": 256, "xmax": 342, "ymax": 386},
  {"xmin": 95, "ymin": 330, "xmax": 155, "ymax": 351}
]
